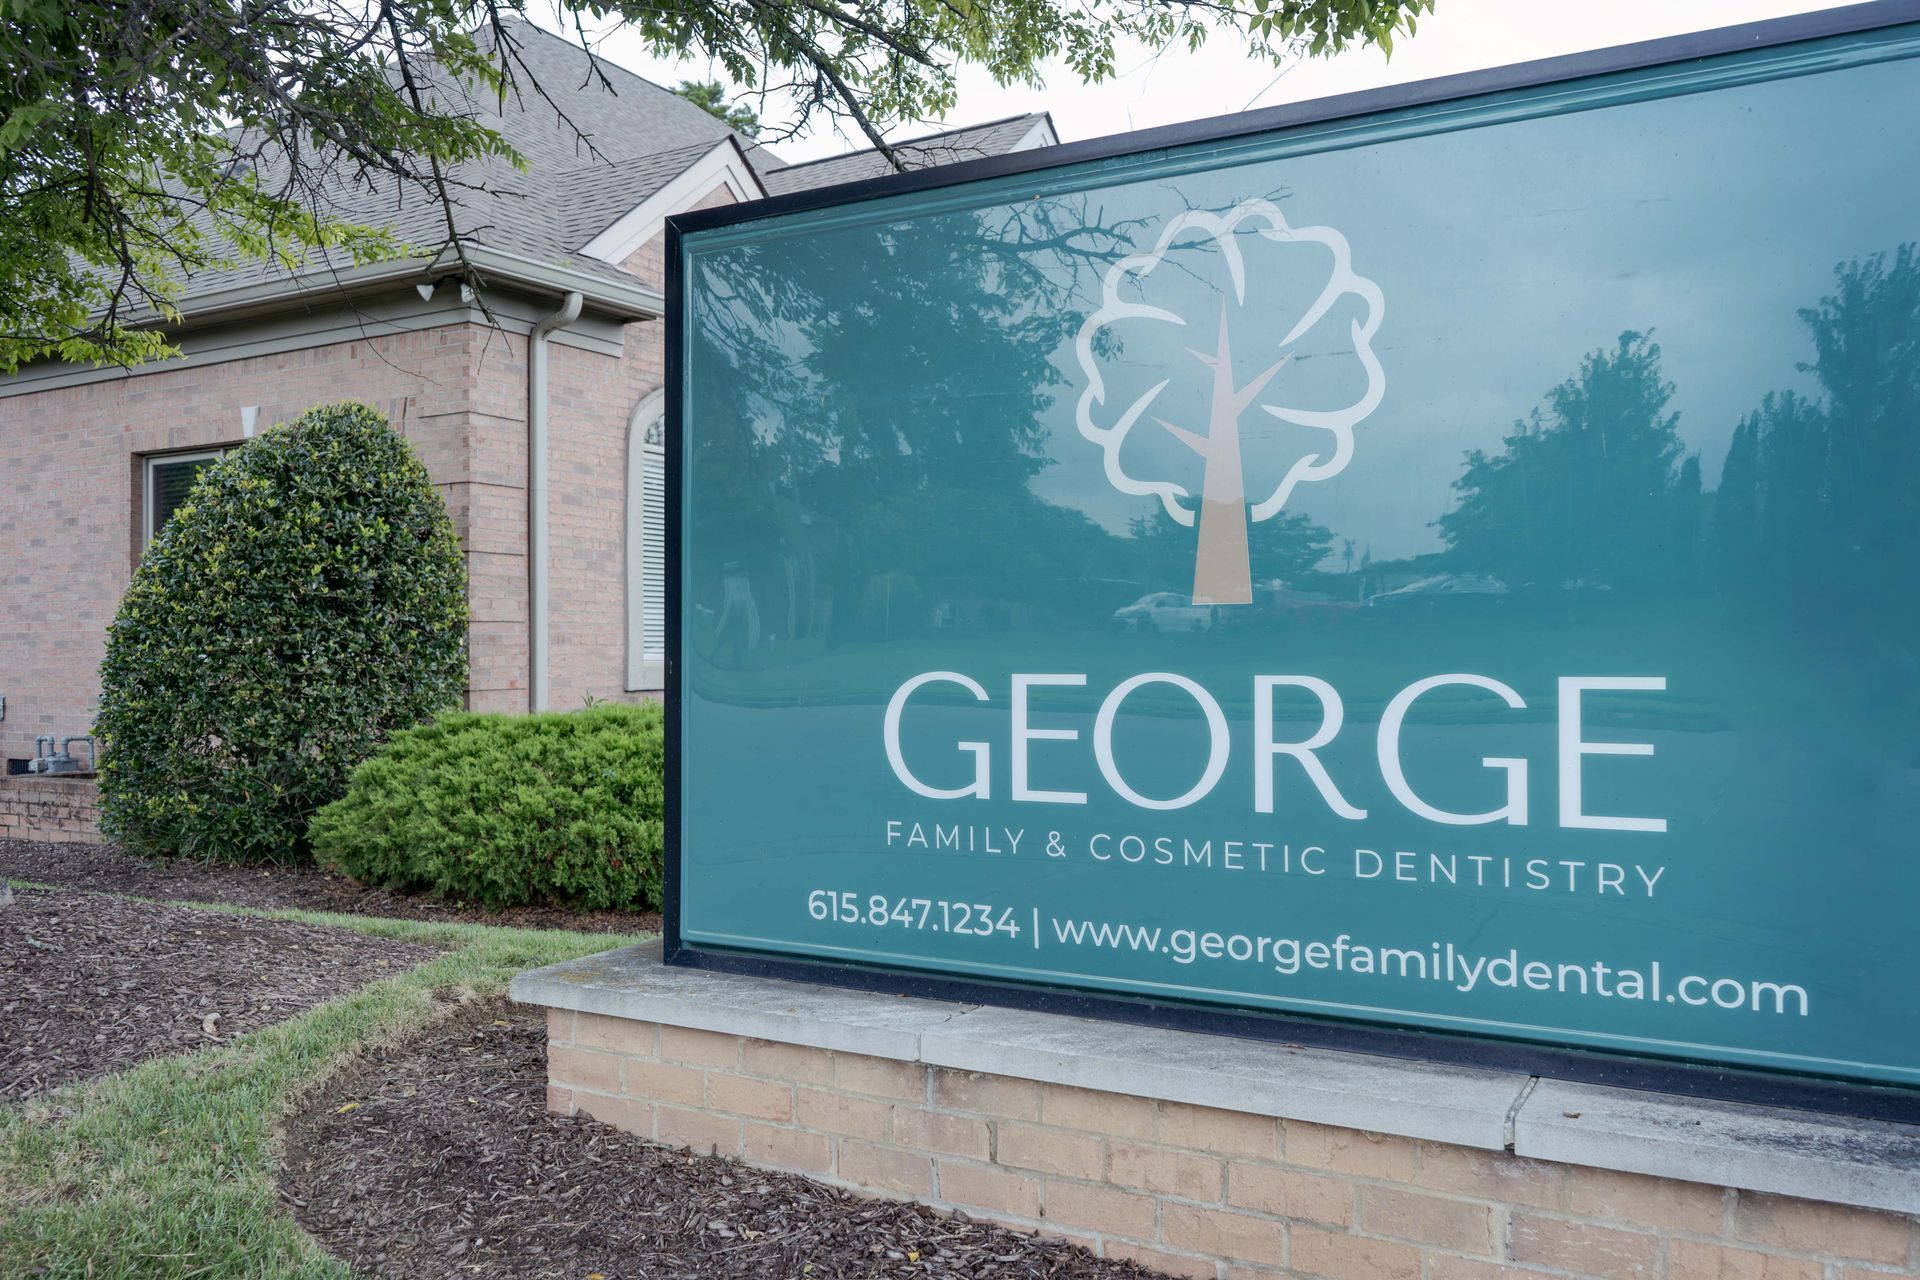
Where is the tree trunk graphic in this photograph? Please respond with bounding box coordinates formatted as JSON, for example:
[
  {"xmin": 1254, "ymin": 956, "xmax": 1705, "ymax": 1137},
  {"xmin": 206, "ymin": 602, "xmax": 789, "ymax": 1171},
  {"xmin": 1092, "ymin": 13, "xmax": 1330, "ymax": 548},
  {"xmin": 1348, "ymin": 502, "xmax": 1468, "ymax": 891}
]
[{"xmin": 1155, "ymin": 304, "xmax": 1292, "ymax": 605}]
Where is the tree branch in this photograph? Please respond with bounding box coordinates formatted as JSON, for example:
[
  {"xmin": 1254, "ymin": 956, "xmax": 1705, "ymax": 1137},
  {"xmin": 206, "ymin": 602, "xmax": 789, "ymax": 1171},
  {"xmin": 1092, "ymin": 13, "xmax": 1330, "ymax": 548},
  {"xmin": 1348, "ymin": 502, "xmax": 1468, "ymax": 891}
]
[{"xmin": 1155, "ymin": 417, "xmax": 1212, "ymax": 457}]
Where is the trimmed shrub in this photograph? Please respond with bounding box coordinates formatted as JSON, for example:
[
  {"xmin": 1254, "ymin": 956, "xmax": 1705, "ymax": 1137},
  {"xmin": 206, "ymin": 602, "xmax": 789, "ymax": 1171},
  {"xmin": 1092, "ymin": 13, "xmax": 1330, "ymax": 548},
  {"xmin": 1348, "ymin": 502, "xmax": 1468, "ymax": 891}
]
[
  {"xmin": 309, "ymin": 704, "xmax": 665, "ymax": 911},
  {"xmin": 96, "ymin": 402, "xmax": 468, "ymax": 863}
]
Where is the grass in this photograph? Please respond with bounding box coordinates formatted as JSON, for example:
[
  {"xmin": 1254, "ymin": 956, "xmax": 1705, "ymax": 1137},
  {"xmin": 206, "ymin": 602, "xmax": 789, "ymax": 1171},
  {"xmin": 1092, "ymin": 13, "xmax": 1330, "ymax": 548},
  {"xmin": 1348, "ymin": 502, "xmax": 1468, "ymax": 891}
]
[{"xmin": 0, "ymin": 889, "xmax": 646, "ymax": 1279}]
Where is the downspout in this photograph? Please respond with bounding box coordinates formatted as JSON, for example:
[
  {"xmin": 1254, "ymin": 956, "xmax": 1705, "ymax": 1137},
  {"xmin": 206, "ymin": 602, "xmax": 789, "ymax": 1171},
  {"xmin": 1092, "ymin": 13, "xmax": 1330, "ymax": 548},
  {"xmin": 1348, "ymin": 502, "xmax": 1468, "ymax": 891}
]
[{"xmin": 528, "ymin": 290, "xmax": 583, "ymax": 712}]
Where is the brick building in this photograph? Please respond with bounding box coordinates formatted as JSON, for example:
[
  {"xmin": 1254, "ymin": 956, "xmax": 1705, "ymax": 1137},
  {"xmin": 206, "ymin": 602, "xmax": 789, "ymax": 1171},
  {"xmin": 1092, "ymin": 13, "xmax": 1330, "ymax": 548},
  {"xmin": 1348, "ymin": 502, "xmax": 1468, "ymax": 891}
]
[{"xmin": 0, "ymin": 20, "xmax": 1055, "ymax": 771}]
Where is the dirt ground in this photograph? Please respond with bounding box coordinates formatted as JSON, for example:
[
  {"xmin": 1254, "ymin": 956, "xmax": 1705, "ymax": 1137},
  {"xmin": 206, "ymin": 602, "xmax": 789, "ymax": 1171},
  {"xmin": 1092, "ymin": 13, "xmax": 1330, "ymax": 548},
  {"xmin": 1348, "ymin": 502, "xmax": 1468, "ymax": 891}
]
[
  {"xmin": 279, "ymin": 998, "xmax": 1171, "ymax": 1280},
  {"xmin": 0, "ymin": 887, "xmax": 445, "ymax": 1099},
  {"xmin": 0, "ymin": 839, "xmax": 660, "ymax": 934}
]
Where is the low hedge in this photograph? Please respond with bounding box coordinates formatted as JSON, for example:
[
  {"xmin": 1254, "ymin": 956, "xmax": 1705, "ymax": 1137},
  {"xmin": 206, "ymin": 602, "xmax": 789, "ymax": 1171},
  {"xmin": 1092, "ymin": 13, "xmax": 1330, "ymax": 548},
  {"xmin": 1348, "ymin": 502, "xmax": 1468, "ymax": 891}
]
[{"xmin": 310, "ymin": 703, "xmax": 665, "ymax": 911}]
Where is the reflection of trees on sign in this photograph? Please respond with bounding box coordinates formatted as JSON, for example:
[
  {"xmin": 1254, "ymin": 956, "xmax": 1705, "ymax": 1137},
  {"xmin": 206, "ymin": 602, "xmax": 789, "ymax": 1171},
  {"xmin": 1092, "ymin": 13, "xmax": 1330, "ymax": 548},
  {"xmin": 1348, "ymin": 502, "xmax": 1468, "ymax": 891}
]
[
  {"xmin": 1440, "ymin": 331, "xmax": 1695, "ymax": 594},
  {"xmin": 684, "ymin": 201, "xmax": 1148, "ymax": 652},
  {"xmin": 1074, "ymin": 199, "xmax": 1385, "ymax": 604},
  {"xmin": 1129, "ymin": 504, "xmax": 1334, "ymax": 598},
  {"xmin": 1711, "ymin": 244, "xmax": 1920, "ymax": 614}
]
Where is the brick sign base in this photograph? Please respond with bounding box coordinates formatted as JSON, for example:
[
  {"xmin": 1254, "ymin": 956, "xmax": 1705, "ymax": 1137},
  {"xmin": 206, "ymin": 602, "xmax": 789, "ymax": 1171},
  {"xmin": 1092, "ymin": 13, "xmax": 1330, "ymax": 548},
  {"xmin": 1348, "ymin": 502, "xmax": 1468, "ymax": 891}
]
[{"xmin": 523, "ymin": 958, "xmax": 1920, "ymax": 1280}]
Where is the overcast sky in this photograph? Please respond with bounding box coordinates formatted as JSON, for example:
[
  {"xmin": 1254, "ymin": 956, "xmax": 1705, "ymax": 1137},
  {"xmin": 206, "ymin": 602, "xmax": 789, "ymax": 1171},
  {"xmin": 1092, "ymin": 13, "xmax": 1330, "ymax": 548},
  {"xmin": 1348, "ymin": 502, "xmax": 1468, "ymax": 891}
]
[{"xmin": 541, "ymin": 1, "xmax": 1854, "ymax": 162}]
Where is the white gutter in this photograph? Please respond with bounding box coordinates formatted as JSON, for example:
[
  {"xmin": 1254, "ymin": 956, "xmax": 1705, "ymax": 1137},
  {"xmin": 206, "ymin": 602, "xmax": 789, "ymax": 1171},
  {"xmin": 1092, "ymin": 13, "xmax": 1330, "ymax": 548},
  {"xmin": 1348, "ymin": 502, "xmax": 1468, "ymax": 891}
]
[
  {"xmin": 528, "ymin": 290, "xmax": 584, "ymax": 712},
  {"xmin": 453, "ymin": 246, "xmax": 664, "ymax": 320},
  {"xmin": 112, "ymin": 246, "xmax": 662, "ymax": 333}
]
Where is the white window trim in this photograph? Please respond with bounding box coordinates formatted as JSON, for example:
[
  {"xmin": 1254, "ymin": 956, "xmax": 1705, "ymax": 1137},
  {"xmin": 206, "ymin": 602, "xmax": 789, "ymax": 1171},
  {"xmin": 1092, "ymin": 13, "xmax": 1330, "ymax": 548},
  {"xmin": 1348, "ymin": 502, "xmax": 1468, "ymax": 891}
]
[
  {"xmin": 626, "ymin": 391, "xmax": 667, "ymax": 691},
  {"xmin": 142, "ymin": 448, "xmax": 229, "ymax": 546},
  {"xmin": 581, "ymin": 140, "xmax": 766, "ymax": 267}
]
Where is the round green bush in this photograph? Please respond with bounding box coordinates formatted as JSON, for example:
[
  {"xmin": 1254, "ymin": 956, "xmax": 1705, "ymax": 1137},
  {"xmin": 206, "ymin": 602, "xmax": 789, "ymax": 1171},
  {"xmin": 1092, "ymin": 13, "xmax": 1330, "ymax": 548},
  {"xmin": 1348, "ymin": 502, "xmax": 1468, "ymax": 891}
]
[
  {"xmin": 309, "ymin": 704, "xmax": 665, "ymax": 911},
  {"xmin": 96, "ymin": 401, "xmax": 468, "ymax": 863}
]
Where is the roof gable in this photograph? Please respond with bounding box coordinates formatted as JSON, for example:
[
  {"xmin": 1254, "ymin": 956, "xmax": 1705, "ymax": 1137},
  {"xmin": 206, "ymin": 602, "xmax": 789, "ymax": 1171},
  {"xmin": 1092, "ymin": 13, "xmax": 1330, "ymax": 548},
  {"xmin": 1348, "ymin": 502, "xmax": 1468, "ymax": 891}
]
[{"xmin": 580, "ymin": 139, "xmax": 764, "ymax": 265}]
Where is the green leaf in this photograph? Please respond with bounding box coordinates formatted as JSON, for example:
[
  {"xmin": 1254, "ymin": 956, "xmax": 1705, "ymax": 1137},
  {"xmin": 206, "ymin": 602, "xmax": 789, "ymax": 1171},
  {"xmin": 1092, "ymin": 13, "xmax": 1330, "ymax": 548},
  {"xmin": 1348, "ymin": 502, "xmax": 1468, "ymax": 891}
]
[{"xmin": 1, "ymin": 0, "xmax": 1431, "ymax": 371}]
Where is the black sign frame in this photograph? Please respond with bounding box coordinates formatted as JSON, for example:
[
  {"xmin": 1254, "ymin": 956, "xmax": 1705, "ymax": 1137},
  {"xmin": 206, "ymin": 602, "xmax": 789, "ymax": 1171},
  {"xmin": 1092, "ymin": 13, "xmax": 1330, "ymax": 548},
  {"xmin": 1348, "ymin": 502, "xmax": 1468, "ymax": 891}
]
[{"xmin": 660, "ymin": 0, "xmax": 1920, "ymax": 1124}]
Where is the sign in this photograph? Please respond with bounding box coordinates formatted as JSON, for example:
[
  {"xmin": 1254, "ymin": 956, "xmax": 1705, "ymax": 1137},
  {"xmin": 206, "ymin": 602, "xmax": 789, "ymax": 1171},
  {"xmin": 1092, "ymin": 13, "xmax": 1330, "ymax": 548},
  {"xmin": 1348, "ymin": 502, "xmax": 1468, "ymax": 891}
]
[{"xmin": 669, "ymin": 9, "xmax": 1920, "ymax": 1094}]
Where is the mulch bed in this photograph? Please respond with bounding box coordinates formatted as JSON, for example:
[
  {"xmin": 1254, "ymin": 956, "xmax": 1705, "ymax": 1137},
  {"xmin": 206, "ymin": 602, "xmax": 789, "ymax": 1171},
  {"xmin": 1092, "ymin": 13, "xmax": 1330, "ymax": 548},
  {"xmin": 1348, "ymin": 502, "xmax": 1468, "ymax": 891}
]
[
  {"xmin": 0, "ymin": 839, "xmax": 659, "ymax": 935},
  {"xmin": 0, "ymin": 887, "xmax": 445, "ymax": 1100},
  {"xmin": 281, "ymin": 999, "xmax": 1169, "ymax": 1280}
]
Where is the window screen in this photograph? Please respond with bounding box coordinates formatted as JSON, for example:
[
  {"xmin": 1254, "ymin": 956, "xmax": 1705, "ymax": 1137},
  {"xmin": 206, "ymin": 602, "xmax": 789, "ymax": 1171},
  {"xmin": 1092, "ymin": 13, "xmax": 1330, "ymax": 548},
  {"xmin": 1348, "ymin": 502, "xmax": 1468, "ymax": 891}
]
[{"xmin": 146, "ymin": 452, "xmax": 227, "ymax": 544}]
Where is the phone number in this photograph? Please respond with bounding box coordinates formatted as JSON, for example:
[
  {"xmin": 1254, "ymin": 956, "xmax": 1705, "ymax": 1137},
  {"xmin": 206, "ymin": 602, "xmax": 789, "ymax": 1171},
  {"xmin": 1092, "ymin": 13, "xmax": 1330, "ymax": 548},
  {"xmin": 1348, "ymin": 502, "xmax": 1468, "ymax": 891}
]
[{"xmin": 806, "ymin": 890, "xmax": 1022, "ymax": 938}]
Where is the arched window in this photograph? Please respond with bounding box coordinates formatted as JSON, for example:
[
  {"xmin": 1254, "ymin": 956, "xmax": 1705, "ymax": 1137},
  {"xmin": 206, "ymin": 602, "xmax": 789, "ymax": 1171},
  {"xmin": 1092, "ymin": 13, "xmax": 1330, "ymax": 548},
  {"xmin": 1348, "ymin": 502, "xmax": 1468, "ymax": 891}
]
[{"xmin": 626, "ymin": 392, "xmax": 667, "ymax": 690}]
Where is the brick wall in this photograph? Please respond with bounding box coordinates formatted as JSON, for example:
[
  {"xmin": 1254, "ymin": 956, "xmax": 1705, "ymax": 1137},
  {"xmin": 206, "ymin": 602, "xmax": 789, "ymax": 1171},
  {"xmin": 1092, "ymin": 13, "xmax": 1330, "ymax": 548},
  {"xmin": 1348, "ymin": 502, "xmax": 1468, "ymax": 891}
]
[
  {"xmin": 0, "ymin": 775, "xmax": 101, "ymax": 843},
  {"xmin": 544, "ymin": 1011, "xmax": 1920, "ymax": 1280},
  {"xmin": 542, "ymin": 335, "xmax": 648, "ymax": 708},
  {"xmin": 535, "ymin": 181, "xmax": 739, "ymax": 708},
  {"xmin": 0, "ymin": 324, "xmax": 525, "ymax": 757},
  {"xmin": 536, "ymin": 181, "xmax": 736, "ymax": 707}
]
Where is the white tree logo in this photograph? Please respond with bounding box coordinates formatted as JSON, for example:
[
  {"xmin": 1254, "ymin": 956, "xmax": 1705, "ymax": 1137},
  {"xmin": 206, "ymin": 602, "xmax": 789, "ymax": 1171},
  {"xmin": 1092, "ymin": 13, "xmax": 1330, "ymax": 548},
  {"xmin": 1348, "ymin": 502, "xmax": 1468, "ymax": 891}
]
[{"xmin": 1073, "ymin": 199, "xmax": 1385, "ymax": 604}]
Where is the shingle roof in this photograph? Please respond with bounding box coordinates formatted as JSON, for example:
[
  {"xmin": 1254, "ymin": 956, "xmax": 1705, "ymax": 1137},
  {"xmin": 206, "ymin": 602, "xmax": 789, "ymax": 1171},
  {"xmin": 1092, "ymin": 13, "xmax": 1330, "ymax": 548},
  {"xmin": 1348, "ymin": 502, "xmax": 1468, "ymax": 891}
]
[
  {"xmin": 465, "ymin": 20, "xmax": 758, "ymax": 175},
  {"xmin": 173, "ymin": 19, "xmax": 758, "ymax": 306},
  {"xmin": 165, "ymin": 28, "xmax": 1051, "ymax": 314},
  {"xmin": 551, "ymin": 141, "xmax": 733, "ymax": 259},
  {"xmin": 759, "ymin": 114, "xmax": 1054, "ymax": 195}
]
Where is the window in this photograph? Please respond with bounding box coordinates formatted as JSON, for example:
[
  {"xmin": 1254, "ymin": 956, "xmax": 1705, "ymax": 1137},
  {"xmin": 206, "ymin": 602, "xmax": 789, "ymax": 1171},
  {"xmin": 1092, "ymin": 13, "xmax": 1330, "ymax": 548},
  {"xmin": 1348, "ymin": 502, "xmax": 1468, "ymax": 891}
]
[
  {"xmin": 626, "ymin": 395, "xmax": 667, "ymax": 689},
  {"xmin": 640, "ymin": 425, "xmax": 667, "ymax": 660},
  {"xmin": 144, "ymin": 450, "xmax": 229, "ymax": 545}
]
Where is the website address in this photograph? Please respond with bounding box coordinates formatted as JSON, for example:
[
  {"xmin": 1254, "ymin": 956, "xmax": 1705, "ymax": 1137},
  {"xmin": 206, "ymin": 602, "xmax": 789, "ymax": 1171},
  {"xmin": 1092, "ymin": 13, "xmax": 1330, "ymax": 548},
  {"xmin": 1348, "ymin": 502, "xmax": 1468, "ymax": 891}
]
[{"xmin": 1051, "ymin": 919, "xmax": 1809, "ymax": 1016}]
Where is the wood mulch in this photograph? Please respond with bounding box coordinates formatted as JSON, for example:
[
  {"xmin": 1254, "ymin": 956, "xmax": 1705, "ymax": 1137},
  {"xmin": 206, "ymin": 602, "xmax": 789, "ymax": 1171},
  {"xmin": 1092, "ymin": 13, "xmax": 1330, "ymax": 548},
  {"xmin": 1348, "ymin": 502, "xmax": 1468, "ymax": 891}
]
[
  {"xmin": 280, "ymin": 999, "xmax": 1170, "ymax": 1280},
  {"xmin": 0, "ymin": 887, "xmax": 445, "ymax": 1100},
  {"xmin": 0, "ymin": 839, "xmax": 660, "ymax": 934}
]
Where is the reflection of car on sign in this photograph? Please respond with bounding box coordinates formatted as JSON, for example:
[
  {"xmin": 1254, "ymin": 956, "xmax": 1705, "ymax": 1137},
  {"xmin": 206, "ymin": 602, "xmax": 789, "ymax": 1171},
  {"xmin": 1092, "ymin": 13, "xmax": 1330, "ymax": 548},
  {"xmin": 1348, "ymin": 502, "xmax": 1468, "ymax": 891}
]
[
  {"xmin": 1214, "ymin": 585, "xmax": 1361, "ymax": 631},
  {"xmin": 1111, "ymin": 592, "xmax": 1218, "ymax": 633},
  {"xmin": 1268, "ymin": 585, "xmax": 1360, "ymax": 622},
  {"xmin": 1366, "ymin": 574, "xmax": 1508, "ymax": 614}
]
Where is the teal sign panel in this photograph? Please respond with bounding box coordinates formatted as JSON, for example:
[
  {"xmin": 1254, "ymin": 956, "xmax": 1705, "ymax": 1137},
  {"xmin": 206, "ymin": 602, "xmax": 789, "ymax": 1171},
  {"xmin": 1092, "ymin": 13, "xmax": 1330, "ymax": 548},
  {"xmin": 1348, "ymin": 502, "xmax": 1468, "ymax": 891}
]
[{"xmin": 673, "ymin": 16, "xmax": 1920, "ymax": 1088}]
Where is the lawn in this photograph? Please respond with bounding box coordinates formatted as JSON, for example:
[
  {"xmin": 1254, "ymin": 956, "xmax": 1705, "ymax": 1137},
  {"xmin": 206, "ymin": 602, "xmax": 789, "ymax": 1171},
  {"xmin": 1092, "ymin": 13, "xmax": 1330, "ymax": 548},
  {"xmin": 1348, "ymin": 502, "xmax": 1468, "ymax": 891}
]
[
  {"xmin": 0, "ymin": 887, "xmax": 1160, "ymax": 1280},
  {"xmin": 0, "ymin": 897, "xmax": 645, "ymax": 1279}
]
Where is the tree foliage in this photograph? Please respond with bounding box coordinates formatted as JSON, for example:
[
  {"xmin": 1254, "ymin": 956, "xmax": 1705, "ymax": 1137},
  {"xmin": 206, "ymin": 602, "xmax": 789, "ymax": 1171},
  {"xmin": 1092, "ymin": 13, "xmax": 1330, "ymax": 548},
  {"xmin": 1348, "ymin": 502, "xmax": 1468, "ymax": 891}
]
[
  {"xmin": 672, "ymin": 80, "xmax": 760, "ymax": 136},
  {"xmin": 1711, "ymin": 245, "xmax": 1920, "ymax": 610},
  {"xmin": 1130, "ymin": 506, "xmax": 1334, "ymax": 590},
  {"xmin": 1435, "ymin": 246, "xmax": 1920, "ymax": 638},
  {"xmin": 1439, "ymin": 331, "xmax": 1697, "ymax": 592},
  {"xmin": 0, "ymin": 0, "xmax": 1431, "ymax": 372},
  {"xmin": 311, "ymin": 704, "xmax": 666, "ymax": 911},
  {"xmin": 685, "ymin": 198, "xmax": 1139, "ymax": 647},
  {"xmin": 95, "ymin": 401, "xmax": 468, "ymax": 864}
]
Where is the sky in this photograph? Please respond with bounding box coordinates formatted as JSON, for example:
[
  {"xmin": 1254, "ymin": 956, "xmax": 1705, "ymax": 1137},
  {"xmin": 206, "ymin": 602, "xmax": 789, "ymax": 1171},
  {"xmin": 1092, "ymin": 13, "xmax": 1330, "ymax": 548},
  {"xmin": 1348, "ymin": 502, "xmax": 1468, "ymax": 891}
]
[{"xmin": 538, "ymin": 0, "xmax": 1855, "ymax": 162}]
